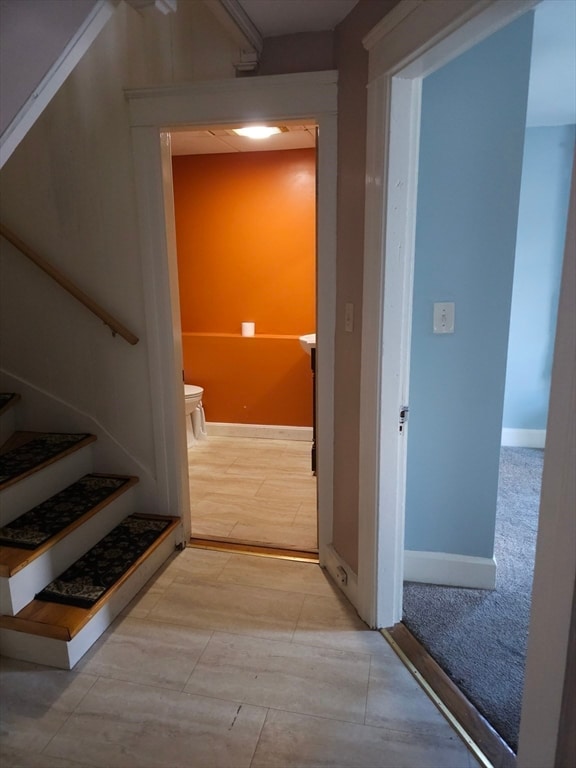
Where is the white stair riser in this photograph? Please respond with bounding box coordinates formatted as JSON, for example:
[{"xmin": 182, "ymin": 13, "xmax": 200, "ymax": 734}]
[
  {"xmin": 0, "ymin": 490, "xmax": 136, "ymax": 616},
  {"xmin": 0, "ymin": 408, "xmax": 17, "ymax": 446},
  {"xmin": 0, "ymin": 528, "xmax": 180, "ymax": 669},
  {"xmin": 0, "ymin": 446, "xmax": 93, "ymax": 526}
]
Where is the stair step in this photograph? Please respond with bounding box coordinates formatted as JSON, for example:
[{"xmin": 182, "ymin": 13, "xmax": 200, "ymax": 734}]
[
  {"xmin": 0, "ymin": 431, "xmax": 96, "ymax": 491},
  {"xmin": 0, "ymin": 432, "xmax": 96, "ymax": 525},
  {"xmin": 0, "ymin": 474, "xmax": 139, "ymax": 615},
  {"xmin": 0, "ymin": 515, "xmax": 181, "ymax": 669}
]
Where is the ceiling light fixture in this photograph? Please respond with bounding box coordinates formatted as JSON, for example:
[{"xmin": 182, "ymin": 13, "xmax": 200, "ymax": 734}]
[{"xmin": 232, "ymin": 126, "xmax": 282, "ymax": 139}]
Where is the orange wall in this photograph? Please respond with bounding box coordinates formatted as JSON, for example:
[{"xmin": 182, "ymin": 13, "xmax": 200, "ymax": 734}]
[{"xmin": 172, "ymin": 149, "xmax": 316, "ymax": 426}]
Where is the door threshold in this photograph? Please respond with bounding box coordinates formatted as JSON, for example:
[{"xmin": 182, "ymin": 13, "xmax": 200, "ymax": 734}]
[
  {"xmin": 383, "ymin": 623, "xmax": 516, "ymax": 768},
  {"xmin": 188, "ymin": 537, "xmax": 319, "ymax": 563}
]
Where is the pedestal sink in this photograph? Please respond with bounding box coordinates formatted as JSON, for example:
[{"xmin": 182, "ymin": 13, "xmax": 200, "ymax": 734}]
[{"xmin": 299, "ymin": 334, "xmax": 316, "ymax": 355}]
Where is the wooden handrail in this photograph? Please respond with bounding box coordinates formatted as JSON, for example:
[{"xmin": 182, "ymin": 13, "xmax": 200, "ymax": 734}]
[{"xmin": 0, "ymin": 224, "xmax": 139, "ymax": 345}]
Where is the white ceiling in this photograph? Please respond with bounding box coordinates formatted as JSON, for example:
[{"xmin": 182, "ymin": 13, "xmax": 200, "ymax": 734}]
[
  {"xmin": 171, "ymin": 0, "xmax": 575, "ymax": 156},
  {"xmin": 237, "ymin": 0, "xmax": 358, "ymax": 37}
]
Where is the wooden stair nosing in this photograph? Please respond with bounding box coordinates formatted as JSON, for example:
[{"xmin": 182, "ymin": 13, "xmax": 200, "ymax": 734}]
[
  {"xmin": 0, "ymin": 433, "xmax": 97, "ymax": 492},
  {"xmin": 0, "ymin": 515, "xmax": 180, "ymax": 642},
  {"xmin": 0, "ymin": 475, "xmax": 140, "ymax": 578}
]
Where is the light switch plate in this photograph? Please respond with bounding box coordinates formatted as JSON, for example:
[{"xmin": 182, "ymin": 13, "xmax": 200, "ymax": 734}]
[{"xmin": 433, "ymin": 302, "xmax": 455, "ymax": 333}]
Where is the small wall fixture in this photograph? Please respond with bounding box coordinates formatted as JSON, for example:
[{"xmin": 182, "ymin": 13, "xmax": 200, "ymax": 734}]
[{"xmin": 232, "ymin": 126, "xmax": 282, "ymax": 139}]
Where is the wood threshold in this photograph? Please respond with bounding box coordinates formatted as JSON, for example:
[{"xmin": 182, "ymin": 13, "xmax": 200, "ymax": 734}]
[
  {"xmin": 189, "ymin": 537, "xmax": 319, "ymax": 563},
  {"xmin": 0, "ymin": 475, "xmax": 139, "ymax": 577},
  {"xmin": 0, "ymin": 515, "xmax": 180, "ymax": 641},
  {"xmin": 0, "ymin": 432, "xmax": 97, "ymax": 491},
  {"xmin": 384, "ymin": 622, "xmax": 516, "ymax": 768}
]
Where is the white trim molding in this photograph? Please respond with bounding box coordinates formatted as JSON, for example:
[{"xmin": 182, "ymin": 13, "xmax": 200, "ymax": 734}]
[
  {"xmin": 0, "ymin": 0, "xmax": 115, "ymax": 169},
  {"xmin": 501, "ymin": 428, "xmax": 546, "ymax": 449},
  {"xmin": 404, "ymin": 550, "xmax": 497, "ymax": 590},
  {"xmin": 126, "ymin": 71, "xmax": 337, "ymax": 562},
  {"xmin": 207, "ymin": 423, "xmax": 313, "ymax": 441}
]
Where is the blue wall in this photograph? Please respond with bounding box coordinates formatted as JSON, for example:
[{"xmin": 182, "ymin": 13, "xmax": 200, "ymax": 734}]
[
  {"xmin": 405, "ymin": 14, "xmax": 534, "ymax": 558},
  {"xmin": 503, "ymin": 125, "xmax": 575, "ymax": 430}
]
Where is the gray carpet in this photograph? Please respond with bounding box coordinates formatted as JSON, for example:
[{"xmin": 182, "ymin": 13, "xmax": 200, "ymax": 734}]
[{"xmin": 402, "ymin": 446, "xmax": 543, "ymax": 751}]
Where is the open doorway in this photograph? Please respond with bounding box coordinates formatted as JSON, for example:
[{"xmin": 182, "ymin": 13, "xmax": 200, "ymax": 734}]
[
  {"xmin": 169, "ymin": 123, "xmax": 318, "ymax": 554},
  {"xmin": 358, "ymin": 0, "xmax": 574, "ymax": 760},
  {"xmin": 126, "ymin": 70, "xmax": 337, "ymax": 564}
]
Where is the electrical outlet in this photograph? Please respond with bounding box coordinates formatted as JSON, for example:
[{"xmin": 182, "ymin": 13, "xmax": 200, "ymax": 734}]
[{"xmin": 336, "ymin": 565, "xmax": 348, "ymax": 586}]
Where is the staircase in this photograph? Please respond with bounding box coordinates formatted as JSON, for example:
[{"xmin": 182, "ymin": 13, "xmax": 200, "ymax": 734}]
[{"xmin": 0, "ymin": 393, "xmax": 181, "ymax": 669}]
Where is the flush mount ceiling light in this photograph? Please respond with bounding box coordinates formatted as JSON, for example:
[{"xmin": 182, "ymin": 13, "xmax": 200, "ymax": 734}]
[{"xmin": 232, "ymin": 126, "xmax": 282, "ymax": 139}]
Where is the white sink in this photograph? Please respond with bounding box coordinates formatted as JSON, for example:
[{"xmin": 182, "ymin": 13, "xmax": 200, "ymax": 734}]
[{"xmin": 299, "ymin": 333, "xmax": 316, "ymax": 355}]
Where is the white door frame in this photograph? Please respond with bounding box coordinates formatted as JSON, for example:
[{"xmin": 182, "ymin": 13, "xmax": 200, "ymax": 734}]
[
  {"xmin": 126, "ymin": 71, "xmax": 338, "ymax": 558},
  {"xmin": 357, "ymin": 0, "xmax": 539, "ymax": 629}
]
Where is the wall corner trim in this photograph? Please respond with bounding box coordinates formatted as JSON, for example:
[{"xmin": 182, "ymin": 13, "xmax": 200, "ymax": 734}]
[{"xmin": 404, "ymin": 550, "xmax": 497, "ymax": 590}]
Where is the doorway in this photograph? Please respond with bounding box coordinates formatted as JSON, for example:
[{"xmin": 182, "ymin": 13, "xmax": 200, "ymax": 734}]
[
  {"xmin": 169, "ymin": 124, "xmax": 319, "ymax": 554},
  {"xmin": 126, "ymin": 70, "xmax": 337, "ymax": 564}
]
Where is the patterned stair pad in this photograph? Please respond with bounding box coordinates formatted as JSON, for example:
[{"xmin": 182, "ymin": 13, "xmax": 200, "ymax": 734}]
[
  {"xmin": 0, "ymin": 475, "xmax": 131, "ymax": 550},
  {"xmin": 35, "ymin": 515, "xmax": 172, "ymax": 608},
  {"xmin": 0, "ymin": 433, "xmax": 92, "ymax": 485}
]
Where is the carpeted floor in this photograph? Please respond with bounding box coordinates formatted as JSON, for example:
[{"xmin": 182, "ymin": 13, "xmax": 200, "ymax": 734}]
[{"xmin": 402, "ymin": 446, "xmax": 543, "ymax": 751}]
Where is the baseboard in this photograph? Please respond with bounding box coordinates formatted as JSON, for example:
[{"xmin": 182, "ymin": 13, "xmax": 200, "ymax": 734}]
[
  {"xmin": 404, "ymin": 550, "xmax": 497, "ymax": 590},
  {"xmin": 207, "ymin": 422, "xmax": 313, "ymax": 441},
  {"xmin": 324, "ymin": 544, "xmax": 358, "ymax": 607},
  {"xmin": 501, "ymin": 428, "xmax": 546, "ymax": 448}
]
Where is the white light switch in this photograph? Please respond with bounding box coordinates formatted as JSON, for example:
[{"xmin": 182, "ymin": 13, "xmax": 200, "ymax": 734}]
[
  {"xmin": 433, "ymin": 302, "xmax": 455, "ymax": 334},
  {"xmin": 345, "ymin": 302, "xmax": 354, "ymax": 333}
]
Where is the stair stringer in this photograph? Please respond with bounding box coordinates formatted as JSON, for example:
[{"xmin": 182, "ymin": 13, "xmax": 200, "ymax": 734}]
[
  {"xmin": 0, "ymin": 369, "xmax": 170, "ymax": 519},
  {"xmin": 0, "ymin": 0, "xmax": 116, "ymax": 169}
]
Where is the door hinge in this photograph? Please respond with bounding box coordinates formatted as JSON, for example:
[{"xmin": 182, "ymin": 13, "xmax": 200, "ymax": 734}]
[{"xmin": 399, "ymin": 406, "xmax": 409, "ymax": 433}]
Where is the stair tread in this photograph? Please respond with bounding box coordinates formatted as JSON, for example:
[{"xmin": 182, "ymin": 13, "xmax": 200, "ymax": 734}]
[
  {"xmin": 0, "ymin": 514, "xmax": 180, "ymax": 641},
  {"xmin": 0, "ymin": 473, "xmax": 139, "ymax": 578},
  {"xmin": 0, "ymin": 431, "xmax": 96, "ymax": 491}
]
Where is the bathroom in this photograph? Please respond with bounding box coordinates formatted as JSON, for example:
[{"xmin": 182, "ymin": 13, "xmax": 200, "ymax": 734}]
[{"xmin": 171, "ymin": 124, "xmax": 318, "ymax": 553}]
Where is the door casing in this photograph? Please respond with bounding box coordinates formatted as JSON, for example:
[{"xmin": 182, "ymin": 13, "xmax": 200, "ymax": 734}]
[{"xmin": 127, "ymin": 71, "xmax": 337, "ymax": 559}]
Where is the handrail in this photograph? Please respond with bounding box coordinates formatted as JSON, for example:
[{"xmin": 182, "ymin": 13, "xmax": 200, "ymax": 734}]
[{"xmin": 0, "ymin": 224, "xmax": 139, "ymax": 345}]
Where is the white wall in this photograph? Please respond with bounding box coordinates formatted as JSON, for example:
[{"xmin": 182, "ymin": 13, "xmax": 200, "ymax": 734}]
[{"xmin": 0, "ymin": 0, "xmax": 239, "ymax": 511}]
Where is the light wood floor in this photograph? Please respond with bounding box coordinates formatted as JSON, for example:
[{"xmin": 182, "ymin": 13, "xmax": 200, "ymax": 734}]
[
  {"xmin": 188, "ymin": 436, "xmax": 317, "ymax": 551},
  {"xmin": 1, "ymin": 549, "xmax": 481, "ymax": 768}
]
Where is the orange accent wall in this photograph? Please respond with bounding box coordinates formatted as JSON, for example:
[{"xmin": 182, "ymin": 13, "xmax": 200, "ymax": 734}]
[{"xmin": 172, "ymin": 149, "xmax": 316, "ymax": 426}]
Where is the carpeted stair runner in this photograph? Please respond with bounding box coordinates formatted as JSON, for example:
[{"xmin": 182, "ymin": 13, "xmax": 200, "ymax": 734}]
[
  {"xmin": 0, "ymin": 474, "xmax": 131, "ymax": 549},
  {"xmin": 0, "ymin": 433, "xmax": 92, "ymax": 485},
  {"xmin": 35, "ymin": 515, "xmax": 172, "ymax": 608}
]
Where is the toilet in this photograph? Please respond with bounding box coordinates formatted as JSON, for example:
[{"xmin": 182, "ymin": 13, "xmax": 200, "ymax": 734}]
[{"xmin": 184, "ymin": 384, "xmax": 207, "ymax": 446}]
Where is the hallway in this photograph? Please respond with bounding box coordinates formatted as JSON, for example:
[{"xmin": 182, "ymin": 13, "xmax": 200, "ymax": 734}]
[{"xmin": 1, "ymin": 548, "xmax": 479, "ymax": 767}]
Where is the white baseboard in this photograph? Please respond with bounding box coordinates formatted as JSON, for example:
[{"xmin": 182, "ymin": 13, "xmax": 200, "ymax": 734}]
[
  {"xmin": 404, "ymin": 550, "xmax": 497, "ymax": 589},
  {"xmin": 324, "ymin": 544, "xmax": 358, "ymax": 607},
  {"xmin": 501, "ymin": 428, "xmax": 546, "ymax": 448},
  {"xmin": 207, "ymin": 422, "xmax": 313, "ymax": 441}
]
